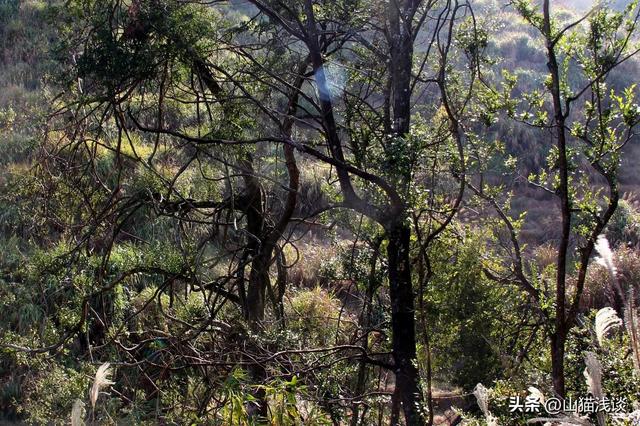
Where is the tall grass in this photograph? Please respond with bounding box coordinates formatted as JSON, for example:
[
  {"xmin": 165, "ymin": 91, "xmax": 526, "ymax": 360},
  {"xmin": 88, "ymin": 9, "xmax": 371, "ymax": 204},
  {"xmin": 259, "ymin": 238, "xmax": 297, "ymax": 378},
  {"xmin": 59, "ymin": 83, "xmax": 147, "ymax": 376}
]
[
  {"xmin": 89, "ymin": 363, "xmax": 115, "ymax": 411},
  {"xmin": 594, "ymin": 307, "xmax": 622, "ymax": 346},
  {"xmin": 472, "ymin": 383, "xmax": 498, "ymax": 426},
  {"xmin": 66, "ymin": 362, "xmax": 115, "ymax": 424},
  {"xmin": 583, "ymin": 352, "xmax": 605, "ymax": 426},
  {"xmin": 623, "ymin": 289, "xmax": 640, "ymax": 374}
]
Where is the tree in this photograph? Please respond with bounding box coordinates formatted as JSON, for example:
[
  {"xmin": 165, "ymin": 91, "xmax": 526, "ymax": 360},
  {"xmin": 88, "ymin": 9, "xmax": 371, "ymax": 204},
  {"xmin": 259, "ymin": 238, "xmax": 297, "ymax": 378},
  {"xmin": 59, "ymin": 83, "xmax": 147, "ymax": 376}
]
[
  {"xmin": 472, "ymin": 0, "xmax": 640, "ymax": 397},
  {"xmin": 41, "ymin": 0, "xmax": 308, "ymax": 418},
  {"xmin": 2, "ymin": 0, "xmax": 488, "ymax": 423},
  {"xmin": 232, "ymin": 1, "xmax": 483, "ymax": 422}
]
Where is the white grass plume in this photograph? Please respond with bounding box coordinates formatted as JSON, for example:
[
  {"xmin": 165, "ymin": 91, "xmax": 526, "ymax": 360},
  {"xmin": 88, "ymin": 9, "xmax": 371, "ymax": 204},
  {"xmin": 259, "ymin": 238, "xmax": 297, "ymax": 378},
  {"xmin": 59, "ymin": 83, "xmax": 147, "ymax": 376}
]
[
  {"xmin": 90, "ymin": 363, "xmax": 115, "ymax": 410},
  {"xmin": 595, "ymin": 307, "xmax": 622, "ymax": 346},
  {"xmin": 527, "ymin": 386, "xmax": 545, "ymax": 404},
  {"xmin": 594, "ymin": 235, "xmax": 617, "ymax": 277},
  {"xmin": 473, "ymin": 383, "xmax": 490, "ymax": 417},
  {"xmin": 583, "ymin": 352, "xmax": 605, "ymax": 426},
  {"xmin": 624, "ymin": 290, "xmax": 640, "ymax": 374},
  {"xmin": 594, "ymin": 235, "xmax": 626, "ymax": 310},
  {"xmin": 473, "ymin": 383, "xmax": 499, "ymax": 426},
  {"xmin": 71, "ymin": 399, "xmax": 85, "ymax": 426}
]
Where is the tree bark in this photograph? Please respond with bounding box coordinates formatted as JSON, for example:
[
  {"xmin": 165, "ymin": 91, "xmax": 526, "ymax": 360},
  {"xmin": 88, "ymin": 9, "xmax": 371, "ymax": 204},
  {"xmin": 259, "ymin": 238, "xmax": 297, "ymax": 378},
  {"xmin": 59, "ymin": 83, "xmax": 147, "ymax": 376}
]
[
  {"xmin": 543, "ymin": 0, "xmax": 570, "ymax": 398},
  {"xmin": 550, "ymin": 330, "xmax": 566, "ymax": 398},
  {"xmin": 242, "ymin": 154, "xmax": 268, "ymax": 326},
  {"xmin": 387, "ymin": 2, "xmax": 425, "ymax": 423},
  {"xmin": 387, "ymin": 222, "xmax": 423, "ymax": 425},
  {"xmin": 389, "ymin": 1, "xmax": 415, "ymax": 138}
]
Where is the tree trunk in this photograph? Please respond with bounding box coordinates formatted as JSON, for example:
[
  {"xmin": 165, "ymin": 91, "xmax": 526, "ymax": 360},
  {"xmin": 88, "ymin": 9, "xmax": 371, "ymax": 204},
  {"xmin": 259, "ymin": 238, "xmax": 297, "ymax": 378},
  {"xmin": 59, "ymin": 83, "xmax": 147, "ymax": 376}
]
[
  {"xmin": 192, "ymin": 48, "xmax": 302, "ymax": 423},
  {"xmin": 387, "ymin": 222, "xmax": 424, "ymax": 425},
  {"xmin": 387, "ymin": 2, "xmax": 424, "ymax": 423},
  {"xmin": 246, "ymin": 249, "xmax": 271, "ymax": 326},
  {"xmin": 550, "ymin": 331, "xmax": 566, "ymax": 398},
  {"xmin": 300, "ymin": 1, "xmax": 425, "ymax": 421},
  {"xmin": 543, "ymin": 0, "xmax": 569, "ymax": 398},
  {"xmin": 245, "ymin": 245, "xmax": 276, "ymax": 420},
  {"xmin": 386, "ymin": 2, "xmax": 424, "ymax": 422}
]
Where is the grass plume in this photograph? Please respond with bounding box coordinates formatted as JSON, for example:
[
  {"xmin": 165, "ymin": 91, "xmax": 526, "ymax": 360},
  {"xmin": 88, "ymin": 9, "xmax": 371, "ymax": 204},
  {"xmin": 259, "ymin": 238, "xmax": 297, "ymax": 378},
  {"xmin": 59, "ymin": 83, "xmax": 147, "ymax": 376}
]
[
  {"xmin": 583, "ymin": 352, "xmax": 605, "ymax": 426},
  {"xmin": 594, "ymin": 307, "xmax": 622, "ymax": 346},
  {"xmin": 594, "ymin": 235, "xmax": 617, "ymax": 277},
  {"xmin": 473, "ymin": 383, "xmax": 499, "ymax": 426},
  {"xmin": 527, "ymin": 386, "xmax": 545, "ymax": 404},
  {"xmin": 90, "ymin": 363, "xmax": 115, "ymax": 411},
  {"xmin": 623, "ymin": 289, "xmax": 640, "ymax": 374}
]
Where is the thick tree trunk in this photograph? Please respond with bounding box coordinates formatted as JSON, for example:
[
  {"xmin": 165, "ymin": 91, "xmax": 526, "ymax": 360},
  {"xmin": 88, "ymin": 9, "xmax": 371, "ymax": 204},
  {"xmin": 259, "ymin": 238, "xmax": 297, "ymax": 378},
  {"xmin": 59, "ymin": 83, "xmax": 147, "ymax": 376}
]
[
  {"xmin": 389, "ymin": 25, "xmax": 413, "ymax": 137},
  {"xmin": 246, "ymin": 249, "xmax": 271, "ymax": 326},
  {"xmin": 300, "ymin": 1, "xmax": 425, "ymax": 422},
  {"xmin": 387, "ymin": 222, "xmax": 424, "ymax": 425},
  {"xmin": 245, "ymin": 230, "xmax": 285, "ymax": 328},
  {"xmin": 387, "ymin": 3, "xmax": 424, "ymax": 423},
  {"xmin": 241, "ymin": 154, "xmax": 266, "ymax": 323},
  {"xmin": 550, "ymin": 331, "xmax": 566, "ymax": 398},
  {"xmin": 386, "ymin": 3, "xmax": 425, "ymax": 423},
  {"xmin": 245, "ymin": 246, "xmax": 276, "ymax": 420},
  {"xmin": 274, "ymin": 248, "xmax": 287, "ymax": 321},
  {"xmin": 238, "ymin": 155, "xmax": 269, "ymax": 420}
]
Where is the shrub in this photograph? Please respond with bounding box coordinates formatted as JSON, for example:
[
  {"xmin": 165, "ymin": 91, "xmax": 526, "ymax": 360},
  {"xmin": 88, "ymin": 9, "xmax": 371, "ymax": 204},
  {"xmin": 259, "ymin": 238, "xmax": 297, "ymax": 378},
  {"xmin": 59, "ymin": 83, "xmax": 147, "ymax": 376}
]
[
  {"xmin": 583, "ymin": 246, "xmax": 640, "ymax": 311},
  {"xmin": 285, "ymin": 287, "xmax": 347, "ymax": 348},
  {"xmin": 606, "ymin": 199, "xmax": 640, "ymax": 247}
]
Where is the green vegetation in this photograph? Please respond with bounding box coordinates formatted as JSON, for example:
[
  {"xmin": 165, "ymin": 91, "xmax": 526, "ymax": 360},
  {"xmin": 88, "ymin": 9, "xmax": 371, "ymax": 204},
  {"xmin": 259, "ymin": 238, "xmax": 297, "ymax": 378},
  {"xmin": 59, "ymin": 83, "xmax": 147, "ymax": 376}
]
[{"xmin": 1, "ymin": 0, "xmax": 640, "ymax": 424}]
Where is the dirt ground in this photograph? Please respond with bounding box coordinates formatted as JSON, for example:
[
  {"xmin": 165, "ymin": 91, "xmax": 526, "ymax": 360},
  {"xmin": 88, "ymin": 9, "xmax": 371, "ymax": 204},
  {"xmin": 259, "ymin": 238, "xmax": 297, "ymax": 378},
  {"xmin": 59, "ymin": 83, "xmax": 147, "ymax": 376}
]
[{"xmin": 432, "ymin": 389, "xmax": 469, "ymax": 425}]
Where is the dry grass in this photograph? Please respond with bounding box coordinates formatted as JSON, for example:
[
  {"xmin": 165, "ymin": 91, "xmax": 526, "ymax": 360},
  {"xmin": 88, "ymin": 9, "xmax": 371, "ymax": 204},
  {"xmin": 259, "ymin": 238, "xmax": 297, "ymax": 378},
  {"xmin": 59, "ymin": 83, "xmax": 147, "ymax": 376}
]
[
  {"xmin": 533, "ymin": 243, "xmax": 557, "ymax": 269},
  {"xmin": 90, "ymin": 363, "xmax": 115, "ymax": 410},
  {"xmin": 472, "ymin": 383, "xmax": 498, "ymax": 426},
  {"xmin": 286, "ymin": 239, "xmax": 338, "ymax": 289},
  {"xmin": 583, "ymin": 352, "xmax": 605, "ymax": 426},
  {"xmin": 594, "ymin": 307, "xmax": 622, "ymax": 346},
  {"xmin": 594, "ymin": 235, "xmax": 617, "ymax": 277},
  {"xmin": 582, "ymin": 247, "xmax": 640, "ymax": 310},
  {"xmin": 623, "ymin": 290, "xmax": 640, "ymax": 374}
]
